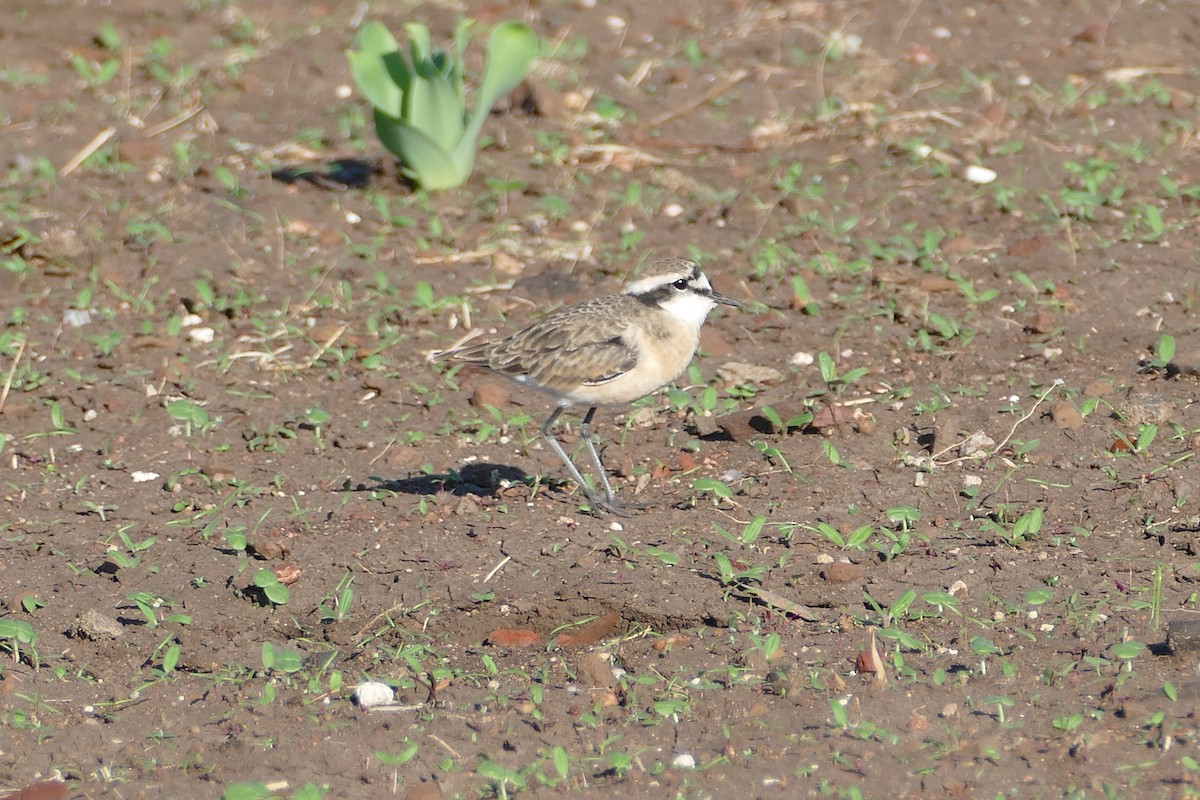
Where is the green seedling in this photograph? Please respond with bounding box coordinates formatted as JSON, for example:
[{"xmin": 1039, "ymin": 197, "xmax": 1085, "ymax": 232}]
[
  {"xmin": 980, "ymin": 694, "xmax": 1015, "ymax": 724},
  {"xmin": 807, "ymin": 521, "xmax": 872, "ymax": 550},
  {"xmin": 260, "ymin": 641, "xmax": 304, "ymax": 673},
  {"xmin": 714, "ymin": 515, "xmax": 766, "ymax": 547},
  {"xmin": 1142, "ymin": 333, "xmax": 1176, "ymax": 373},
  {"xmin": 252, "ymin": 569, "xmax": 291, "ymax": 606},
  {"xmin": 347, "ymin": 19, "xmax": 538, "ymax": 189},
  {"xmin": 0, "ymin": 619, "xmax": 38, "ymax": 667},
  {"xmin": 1111, "ymin": 640, "xmax": 1145, "ymax": 673},
  {"xmin": 970, "ymin": 636, "xmax": 1003, "ymax": 676},
  {"xmin": 712, "ymin": 552, "xmax": 767, "ymax": 589},
  {"xmin": 477, "ymin": 759, "xmax": 527, "ymax": 799},
  {"xmin": 828, "ymin": 696, "xmax": 850, "ymax": 730},
  {"xmin": 166, "ymin": 398, "xmax": 214, "ymax": 436},
  {"xmin": 1053, "ymin": 712, "xmax": 1084, "ymax": 732},
  {"xmin": 316, "ymin": 571, "xmax": 355, "ymax": 623},
  {"xmin": 692, "ymin": 476, "xmax": 735, "ymax": 505},
  {"xmin": 757, "ymin": 404, "xmax": 813, "ymax": 433},
  {"xmin": 20, "ymin": 596, "xmax": 44, "ymax": 614},
  {"xmin": 376, "ymin": 739, "xmax": 419, "ymax": 766}
]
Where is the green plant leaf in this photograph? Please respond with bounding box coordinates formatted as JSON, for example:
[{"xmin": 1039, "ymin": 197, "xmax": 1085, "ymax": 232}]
[
  {"xmin": 374, "ymin": 110, "xmax": 463, "ymax": 189},
  {"xmin": 253, "ymin": 569, "xmax": 279, "ymax": 588},
  {"xmin": 405, "ymin": 69, "xmax": 465, "ymax": 149},
  {"xmin": 347, "ymin": 22, "xmax": 407, "ymax": 118},
  {"xmin": 455, "ymin": 21, "xmax": 537, "ymax": 166},
  {"xmin": 404, "ymin": 23, "xmax": 434, "ymax": 70}
]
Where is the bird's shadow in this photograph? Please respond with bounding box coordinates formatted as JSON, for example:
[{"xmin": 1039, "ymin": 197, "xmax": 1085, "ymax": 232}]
[
  {"xmin": 364, "ymin": 462, "xmax": 534, "ymax": 498},
  {"xmin": 270, "ymin": 158, "xmax": 382, "ymax": 190}
]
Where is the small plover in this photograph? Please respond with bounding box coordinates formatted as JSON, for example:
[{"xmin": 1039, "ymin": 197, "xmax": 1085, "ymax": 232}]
[{"xmin": 433, "ymin": 258, "xmax": 739, "ymax": 514}]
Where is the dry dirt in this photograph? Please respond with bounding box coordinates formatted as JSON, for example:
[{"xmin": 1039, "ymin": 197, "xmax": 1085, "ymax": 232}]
[{"xmin": 2, "ymin": 1, "xmax": 1200, "ymax": 798}]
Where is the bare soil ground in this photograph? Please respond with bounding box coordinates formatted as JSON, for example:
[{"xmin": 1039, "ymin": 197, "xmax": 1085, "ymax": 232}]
[{"xmin": 2, "ymin": 1, "xmax": 1200, "ymax": 798}]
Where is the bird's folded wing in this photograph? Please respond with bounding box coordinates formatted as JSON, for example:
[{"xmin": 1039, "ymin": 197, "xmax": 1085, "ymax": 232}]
[{"xmin": 499, "ymin": 312, "xmax": 638, "ymax": 391}]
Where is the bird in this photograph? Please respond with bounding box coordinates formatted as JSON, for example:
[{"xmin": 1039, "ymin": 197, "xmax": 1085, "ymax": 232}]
[{"xmin": 431, "ymin": 258, "xmax": 740, "ymax": 514}]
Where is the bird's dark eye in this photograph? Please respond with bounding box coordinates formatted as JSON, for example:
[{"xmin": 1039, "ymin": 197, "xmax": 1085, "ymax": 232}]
[{"xmin": 672, "ymin": 278, "xmax": 689, "ymax": 290}]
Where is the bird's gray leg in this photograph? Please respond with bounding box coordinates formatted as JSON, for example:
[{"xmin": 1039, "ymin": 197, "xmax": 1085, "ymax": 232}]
[
  {"xmin": 579, "ymin": 407, "xmax": 643, "ymax": 514},
  {"xmin": 578, "ymin": 407, "xmax": 617, "ymax": 503},
  {"xmin": 540, "ymin": 407, "xmax": 605, "ymax": 506},
  {"xmin": 539, "ymin": 407, "xmax": 636, "ymax": 515}
]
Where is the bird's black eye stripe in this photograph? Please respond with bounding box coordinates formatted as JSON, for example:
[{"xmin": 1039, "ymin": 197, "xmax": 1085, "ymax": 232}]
[{"xmin": 672, "ymin": 278, "xmax": 689, "ymax": 290}]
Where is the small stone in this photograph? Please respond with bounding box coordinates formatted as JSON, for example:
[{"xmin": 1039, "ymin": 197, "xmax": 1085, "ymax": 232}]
[
  {"xmin": 958, "ymin": 431, "xmax": 995, "ymax": 459},
  {"xmin": 187, "ymin": 327, "xmax": 215, "ymax": 344},
  {"xmin": 671, "ymin": 753, "xmax": 697, "ymax": 770},
  {"xmin": 470, "ymin": 380, "xmax": 510, "ymax": 411},
  {"xmin": 1049, "ymin": 400, "xmax": 1083, "ymax": 430},
  {"xmin": 353, "ymin": 680, "xmax": 395, "ymax": 708},
  {"xmin": 74, "ymin": 609, "xmax": 124, "ymax": 640},
  {"xmin": 63, "ymin": 309, "xmax": 91, "ymax": 328},
  {"xmin": 692, "ymin": 412, "xmax": 722, "ymax": 437},
  {"xmin": 963, "ymin": 164, "xmax": 997, "ymax": 184},
  {"xmin": 919, "ymin": 276, "xmax": 958, "ymax": 293},
  {"xmin": 716, "ymin": 362, "xmax": 784, "ymax": 386},
  {"xmin": 822, "ymin": 562, "xmax": 864, "ymax": 584},
  {"xmin": 576, "ymin": 653, "xmax": 615, "ymax": 688},
  {"xmin": 625, "ymin": 407, "xmax": 659, "ymax": 429},
  {"xmin": 405, "ymin": 782, "xmax": 444, "ymax": 800},
  {"xmin": 1025, "ymin": 311, "xmax": 1056, "ymax": 334}
]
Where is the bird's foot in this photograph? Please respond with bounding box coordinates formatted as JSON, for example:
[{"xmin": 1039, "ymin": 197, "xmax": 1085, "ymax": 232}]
[{"xmin": 582, "ymin": 492, "xmax": 645, "ymax": 517}]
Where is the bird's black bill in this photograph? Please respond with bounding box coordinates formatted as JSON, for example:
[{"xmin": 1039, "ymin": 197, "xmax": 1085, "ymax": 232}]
[{"xmin": 710, "ymin": 289, "xmax": 741, "ymax": 308}]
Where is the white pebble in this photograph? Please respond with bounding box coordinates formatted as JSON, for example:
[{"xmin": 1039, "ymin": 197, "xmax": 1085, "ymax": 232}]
[
  {"xmin": 181, "ymin": 313, "xmax": 203, "ymax": 327},
  {"xmin": 131, "ymin": 471, "xmax": 160, "ymax": 483},
  {"xmin": 353, "ymin": 680, "xmax": 394, "ymax": 708},
  {"xmin": 605, "ymin": 15, "xmax": 627, "ymax": 30},
  {"xmin": 964, "ymin": 164, "xmax": 997, "ymax": 184},
  {"xmin": 187, "ymin": 327, "xmax": 215, "ymax": 344},
  {"xmin": 63, "ymin": 309, "xmax": 91, "ymax": 328},
  {"xmin": 335, "ymin": 84, "xmax": 352, "ymax": 99},
  {"xmin": 609, "ymin": 522, "xmax": 623, "ymax": 532},
  {"xmin": 662, "ymin": 203, "xmax": 684, "ymax": 218},
  {"xmin": 344, "ymin": 211, "xmax": 362, "ymax": 224},
  {"xmin": 791, "ymin": 351, "xmax": 815, "ymax": 366},
  {"xmin": 671, "ymin": 753, "xmax": 696, "ymax": 770}
]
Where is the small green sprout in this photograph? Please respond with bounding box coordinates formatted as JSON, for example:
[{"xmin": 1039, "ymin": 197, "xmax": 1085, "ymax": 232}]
[
  {"xmin": 347, "ymin": 19, "xmax": 538, "ymax": 190},
  {"xmin": 0, "ymin": 619, "xmax": 38, "ymax": 667},
  {"xmin": 252, "ymin": 569, "xmax": 291, "ymax": 606}
]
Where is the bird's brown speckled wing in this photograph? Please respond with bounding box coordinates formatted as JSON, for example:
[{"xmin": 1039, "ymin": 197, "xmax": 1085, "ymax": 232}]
[{"xmin": 444, "ymin": 295, "xmax": 639, "ymax": 393}]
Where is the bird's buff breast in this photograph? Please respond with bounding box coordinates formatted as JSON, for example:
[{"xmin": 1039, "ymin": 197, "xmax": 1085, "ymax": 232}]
[{"xmin": 563, "ymin": 322, "xmax": 699, "ymax": 406}]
